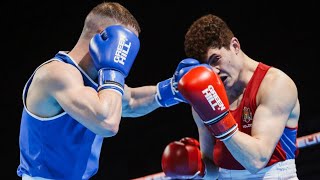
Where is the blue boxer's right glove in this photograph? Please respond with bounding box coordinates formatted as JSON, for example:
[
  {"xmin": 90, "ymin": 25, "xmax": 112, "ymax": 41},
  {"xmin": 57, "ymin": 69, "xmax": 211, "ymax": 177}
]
[
  {"xmin": 89, "ymin": 25, "xmax": 140, "ymax": 95},
  {"xmin": 155, "ymin": 58, "xmax": 200, "ymax": 107}
]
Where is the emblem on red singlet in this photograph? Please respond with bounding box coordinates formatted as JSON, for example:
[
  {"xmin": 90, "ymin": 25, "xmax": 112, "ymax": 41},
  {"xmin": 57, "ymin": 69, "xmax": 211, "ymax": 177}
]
[{"xmin": 242, "ymin": 106, "xmax": 253, "ymax": 124}]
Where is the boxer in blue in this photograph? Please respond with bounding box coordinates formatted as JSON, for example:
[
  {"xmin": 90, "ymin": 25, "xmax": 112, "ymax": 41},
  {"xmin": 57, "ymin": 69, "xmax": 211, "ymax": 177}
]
[{"xmin": 17, "ymin": 2, "xmax": 199, "ymax": 180}]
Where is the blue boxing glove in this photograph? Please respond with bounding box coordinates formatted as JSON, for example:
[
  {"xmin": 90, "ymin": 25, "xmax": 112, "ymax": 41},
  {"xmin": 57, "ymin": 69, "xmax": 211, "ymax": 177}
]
[
  {"xmin": 89, "ymin": 25, "xmax": 140, "ymax": 95},
  {"xmin": 155, "ymin": 58, "xmax": 200, "ymax": 107}
]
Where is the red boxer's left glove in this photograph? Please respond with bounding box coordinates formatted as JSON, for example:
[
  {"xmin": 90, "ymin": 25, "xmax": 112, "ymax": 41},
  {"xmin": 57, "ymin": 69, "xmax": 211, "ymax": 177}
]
[
  {"xmin": 161, "ymin": 137, "xmax": 206, "ymax": 179},
  {"xmin": 178, "ymin": 65, "xmax": 238, "ymax": 141}
]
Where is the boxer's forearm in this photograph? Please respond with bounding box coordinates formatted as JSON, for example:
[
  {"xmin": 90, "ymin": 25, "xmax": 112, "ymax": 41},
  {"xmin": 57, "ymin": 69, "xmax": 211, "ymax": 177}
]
[{"xmin": 122, "ymin": 85, "xmax": 160, "ymax": 117}]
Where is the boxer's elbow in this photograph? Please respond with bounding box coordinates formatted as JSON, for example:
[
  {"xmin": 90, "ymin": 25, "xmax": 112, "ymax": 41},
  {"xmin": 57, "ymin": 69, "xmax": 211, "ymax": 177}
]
[
  {"xmin": 101, "ymin": 123, "xmax": 119, "ymax": 137},
  {"xmin": 102, "ymin": 119, "xmax": 120, "ymax": 137},
  {"xmin": 94, "ymin": 116, "xmax": 120, "ymax": 137},
  {"xmin": 246, "ymin": 157, "xmax": 269, "ymax": 174}
]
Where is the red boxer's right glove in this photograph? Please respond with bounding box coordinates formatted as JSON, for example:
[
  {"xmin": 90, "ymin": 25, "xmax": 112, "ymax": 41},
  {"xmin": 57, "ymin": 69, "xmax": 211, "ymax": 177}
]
[
  {"xmin": 161, "ymin": 137, "xmax": 206, "ymax": 179},
  {"xmin": 178, "ymin": 65, "xmax": 238, "ymax": 141}
]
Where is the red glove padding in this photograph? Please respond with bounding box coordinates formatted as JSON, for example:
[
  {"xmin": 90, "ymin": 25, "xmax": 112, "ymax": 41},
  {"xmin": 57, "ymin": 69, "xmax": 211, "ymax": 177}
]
[
  {"xmin": 178, "ymin": 65, "xmax": 238, "ymax": 141},
  {"xmin": 161, "ymin": 137, "xmax": 206, "ymax": 179}
]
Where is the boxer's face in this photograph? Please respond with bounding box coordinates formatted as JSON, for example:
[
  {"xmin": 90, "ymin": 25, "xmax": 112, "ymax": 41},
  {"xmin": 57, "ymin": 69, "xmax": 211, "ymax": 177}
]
[{"xmin": 205, "ymin": 48, "xmax": 240, "ymax": 91}]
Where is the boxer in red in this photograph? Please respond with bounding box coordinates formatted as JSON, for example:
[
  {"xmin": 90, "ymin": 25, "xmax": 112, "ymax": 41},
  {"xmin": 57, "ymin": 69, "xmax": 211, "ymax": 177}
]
[{"xmin": 162, "ymin": 14, "xmax": 300, "ymax": 179}]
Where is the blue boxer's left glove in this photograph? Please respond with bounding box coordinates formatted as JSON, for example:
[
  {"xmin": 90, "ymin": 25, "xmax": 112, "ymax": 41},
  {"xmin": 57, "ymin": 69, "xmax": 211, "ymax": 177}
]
[
  {"xmin": 89, "ymin": 25, "xmax": 140, "ymax": 95},
  {"xmin": 155, "ymin": 58, "xmax": 200, "ymax": 107}
]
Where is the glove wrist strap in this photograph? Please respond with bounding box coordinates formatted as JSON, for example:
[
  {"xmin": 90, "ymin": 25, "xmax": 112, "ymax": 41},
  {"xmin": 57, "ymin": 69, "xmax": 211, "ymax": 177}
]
[
  {"xmin": 98, "ymin": 68, "xmax": 124, "ymax": 95},
  {"xmin": 204, "ymin": 112, "xmax": 239, "ymax": 141},
  {"xmin": 155, "ymin": 78, "xmax": 179, "ymax": 107}
]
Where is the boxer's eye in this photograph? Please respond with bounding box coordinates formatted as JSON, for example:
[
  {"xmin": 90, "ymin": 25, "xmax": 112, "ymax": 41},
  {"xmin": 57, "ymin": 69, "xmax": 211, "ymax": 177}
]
[{"xmin": 207, "ymin": 54, "xmax": 220, "ymax": 65}]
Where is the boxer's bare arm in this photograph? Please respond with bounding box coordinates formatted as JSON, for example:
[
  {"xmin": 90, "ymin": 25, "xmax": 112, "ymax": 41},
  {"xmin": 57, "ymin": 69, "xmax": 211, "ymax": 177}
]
[
  {"xmin": 26, "ymin": 61, "xmax": 122, "ymax": 137},
  {"xmin": 122, "ymin": 84, "xmax": 160, "ymax": 117},
  {"xmin": 121, "ymin": 58, "xmax": 201, "ymax": 117},
  {"xmin": 223, "ymin": 69, "xmax": 299, "ymax": 173}
]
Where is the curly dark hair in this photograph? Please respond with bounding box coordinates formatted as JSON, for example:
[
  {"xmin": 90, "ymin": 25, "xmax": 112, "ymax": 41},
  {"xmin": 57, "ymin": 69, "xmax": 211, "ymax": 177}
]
[{"xmin": 184, "ymin": 14, "xmax": 234, "ymax": 62}]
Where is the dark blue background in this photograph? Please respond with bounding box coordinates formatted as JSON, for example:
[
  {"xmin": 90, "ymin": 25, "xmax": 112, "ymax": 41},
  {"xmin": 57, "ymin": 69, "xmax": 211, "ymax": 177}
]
[{"xmin": 4, "ymin": 0, "xmax": 319, "ymax": 179}]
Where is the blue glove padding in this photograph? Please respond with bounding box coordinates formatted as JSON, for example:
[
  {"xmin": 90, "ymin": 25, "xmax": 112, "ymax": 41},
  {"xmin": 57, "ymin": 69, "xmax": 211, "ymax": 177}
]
[
  {"xmin": 89, "ymin": 25, "xmax": 140, "ymax": 94},
  {"xmin": 156, "ymin": 58, "xmax": 200, "ymax": 107}
]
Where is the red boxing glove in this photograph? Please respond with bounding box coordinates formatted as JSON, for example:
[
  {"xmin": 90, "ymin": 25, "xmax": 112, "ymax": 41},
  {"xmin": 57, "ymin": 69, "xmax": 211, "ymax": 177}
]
[
  {"xmin": 178, "ymin": 65, "xmax": 238, "ymax": 141},
  {"xmin": 161, "ymin": 137, "xmax": 206, "ymax": 179}
]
